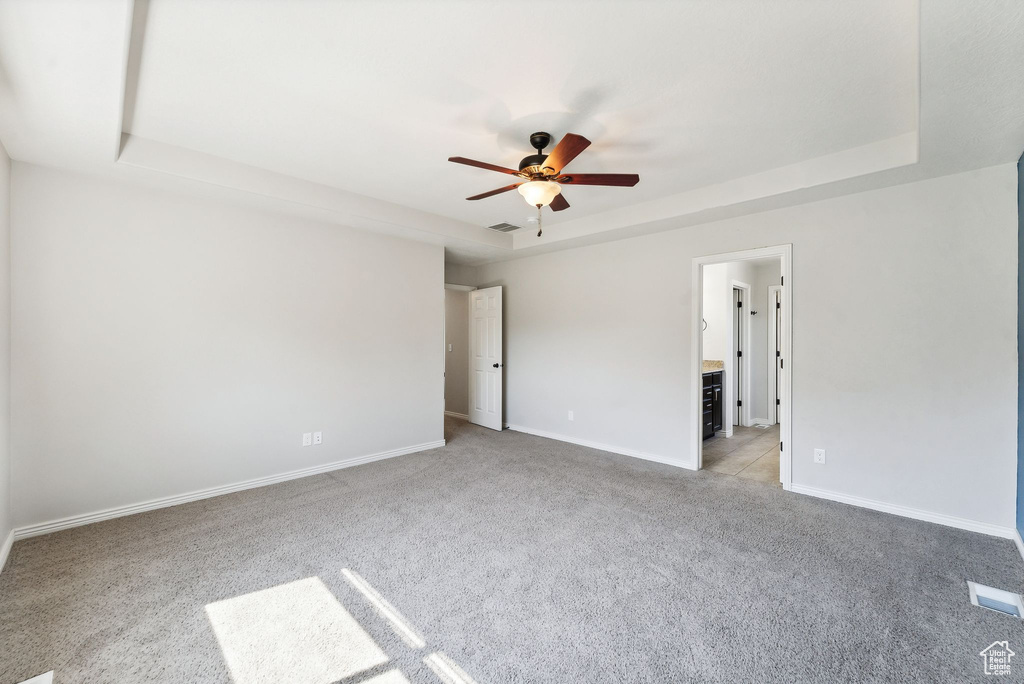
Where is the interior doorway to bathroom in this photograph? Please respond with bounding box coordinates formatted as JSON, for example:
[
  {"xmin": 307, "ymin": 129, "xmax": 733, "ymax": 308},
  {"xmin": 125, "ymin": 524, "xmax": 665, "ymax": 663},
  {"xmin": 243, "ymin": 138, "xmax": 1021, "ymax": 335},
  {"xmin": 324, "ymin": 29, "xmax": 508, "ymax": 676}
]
[{"xmin": 694, "ymin": 246, "xmax": 791, "ymax": 488}]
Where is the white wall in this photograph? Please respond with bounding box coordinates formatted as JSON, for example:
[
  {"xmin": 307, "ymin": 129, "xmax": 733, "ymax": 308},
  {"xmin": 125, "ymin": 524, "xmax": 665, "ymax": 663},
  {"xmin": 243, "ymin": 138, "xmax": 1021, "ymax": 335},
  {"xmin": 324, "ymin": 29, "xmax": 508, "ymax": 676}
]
[
  {"xmin": 444, "ymin": 289, "xmax": 469, "ymax": 416},
  {"xmin": 11, "ymin": 164, "xmax": 444, "ymax": 529},
  {"xmin": 476, "ymin": 164, "xmax": 1018, "ymax": 529},
  {"xmin": 0, "ymin": 144, "xmax": 10, "ymax": 557},
  {"xmin": 444, "ymin": 263, "xmax": 478, "ymax": 287}
]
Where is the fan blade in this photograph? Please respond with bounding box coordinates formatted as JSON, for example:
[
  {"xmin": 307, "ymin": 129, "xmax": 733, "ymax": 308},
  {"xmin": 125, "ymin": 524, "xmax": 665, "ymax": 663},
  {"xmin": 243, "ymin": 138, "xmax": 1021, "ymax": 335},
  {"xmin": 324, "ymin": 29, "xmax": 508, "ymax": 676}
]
[
  {"xmin": 560, "ymin": 173, "xmax": 640, "ymax": 187},
  {"xmin": 550, "ymin": 193, "xmax": 570, "ymax": 212},
  {"xmin": 466, "ymin": 183, "xmax": 522, "ymax": 201},
  {"xmin": 542, "ymin": 134, "xmax": 591, "ymax": 174},
  {"xmin": 449, "ymin": 157, "xmax": 520, "ymax": 175}
]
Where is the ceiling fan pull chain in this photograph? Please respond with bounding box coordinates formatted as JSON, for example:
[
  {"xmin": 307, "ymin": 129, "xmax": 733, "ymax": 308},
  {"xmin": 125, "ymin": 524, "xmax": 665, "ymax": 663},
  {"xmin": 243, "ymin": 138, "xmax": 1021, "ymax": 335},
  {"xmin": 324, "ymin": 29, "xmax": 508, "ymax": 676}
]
[{"xmin": 536, "ymin": 204, "xmax": 543, "ymax": 237}]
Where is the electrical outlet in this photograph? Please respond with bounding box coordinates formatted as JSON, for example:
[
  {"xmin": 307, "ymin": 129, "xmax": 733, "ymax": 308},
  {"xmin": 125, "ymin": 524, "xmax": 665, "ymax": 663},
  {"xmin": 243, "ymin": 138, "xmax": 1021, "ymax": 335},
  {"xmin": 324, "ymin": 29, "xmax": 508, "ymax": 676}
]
[
  {"xmin": 302, "ymin": 433, "xmax": 312, "ymax": 447},
  {"xmin": 313, "ymin": 431, "xmax": 322, "ymax": 445},
  {"xmin": 448, "ymin": 344, "xmax": 452, "ymax": 352},
  {"xmin": 814, "ymin": 448, "xmax": 826, "ymax": 464},
  {"xmin": 568, "ymin": 410, "xmax": 574, "ymax": 421}
]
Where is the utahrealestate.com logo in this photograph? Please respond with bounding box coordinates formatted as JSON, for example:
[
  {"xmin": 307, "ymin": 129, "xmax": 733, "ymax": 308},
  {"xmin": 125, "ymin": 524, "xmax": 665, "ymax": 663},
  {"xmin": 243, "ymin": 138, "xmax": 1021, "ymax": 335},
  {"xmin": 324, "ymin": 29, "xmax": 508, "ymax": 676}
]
[{"xmin": 980, "ymin": 641, "xmax": 1015, "ymax": 676}]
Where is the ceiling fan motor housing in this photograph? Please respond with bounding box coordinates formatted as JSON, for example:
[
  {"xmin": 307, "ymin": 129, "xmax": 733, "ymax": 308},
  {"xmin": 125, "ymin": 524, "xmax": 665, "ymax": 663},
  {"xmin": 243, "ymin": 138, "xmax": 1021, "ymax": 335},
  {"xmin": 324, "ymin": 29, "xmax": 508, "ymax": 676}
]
[
  {"xmin": 519, "ymin": 131, "xmax": 554, "ymax": 175},
  {"xmin": 518, "ymin": 153, "xmax": 548, "ymax": 175}
]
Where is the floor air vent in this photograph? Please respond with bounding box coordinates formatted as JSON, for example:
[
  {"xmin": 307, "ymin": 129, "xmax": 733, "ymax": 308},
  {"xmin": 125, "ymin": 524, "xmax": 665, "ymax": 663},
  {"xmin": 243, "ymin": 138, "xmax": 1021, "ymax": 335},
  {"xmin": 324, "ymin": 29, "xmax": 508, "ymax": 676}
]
[
  {"xmin": 487, "ymin": 222, "xmax": 521, "ymax": 233},
  {"xmin": 969, "ymin": 581, "xmax": 1024, "ymax": 618}
]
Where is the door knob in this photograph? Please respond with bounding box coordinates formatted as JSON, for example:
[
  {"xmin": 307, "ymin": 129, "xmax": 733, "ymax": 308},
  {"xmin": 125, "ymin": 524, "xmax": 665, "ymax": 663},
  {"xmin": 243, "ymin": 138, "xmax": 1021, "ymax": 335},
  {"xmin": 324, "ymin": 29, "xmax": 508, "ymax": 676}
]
[{"xmin": 492, "ymin": 363, "xmax": 503, "ymax": 368}]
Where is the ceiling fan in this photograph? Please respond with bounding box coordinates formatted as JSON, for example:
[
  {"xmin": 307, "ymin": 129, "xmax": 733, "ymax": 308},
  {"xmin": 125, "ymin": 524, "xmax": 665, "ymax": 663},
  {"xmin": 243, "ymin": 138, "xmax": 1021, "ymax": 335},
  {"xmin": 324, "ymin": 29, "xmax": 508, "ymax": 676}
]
[{"xmin": 448, "ymin": 131, "xmax": 640, "ymax": 236}]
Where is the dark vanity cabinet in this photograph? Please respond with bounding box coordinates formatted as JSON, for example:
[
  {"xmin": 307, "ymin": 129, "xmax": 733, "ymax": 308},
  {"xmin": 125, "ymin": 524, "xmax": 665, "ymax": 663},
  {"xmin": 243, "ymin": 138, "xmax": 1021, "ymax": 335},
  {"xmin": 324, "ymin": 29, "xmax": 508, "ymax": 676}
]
[{"xmin": 702, "ymin": 371, "xmax": 724, "ymax": 439}]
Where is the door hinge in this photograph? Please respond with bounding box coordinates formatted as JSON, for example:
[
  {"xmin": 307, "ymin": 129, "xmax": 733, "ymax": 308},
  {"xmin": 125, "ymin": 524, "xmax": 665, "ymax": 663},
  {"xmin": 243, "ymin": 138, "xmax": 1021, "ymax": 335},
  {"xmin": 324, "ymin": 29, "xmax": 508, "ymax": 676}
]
[
  {"xmin": 780, "ymin": 358, "xmax": 783, "ymax": 368},
  {"xmin": 780, "ymin": 441, "xmax": 783, "ymax": 451},
  {"xmin": 737, "ymin": 301, "xmax": 743, "ymax": 308},
  {"xmin": 781, "ymin": 276, "xmax": 784, "ymax": 285},
  {"xmin": 776, "ymin": 399, "xmax": 780, "ymax": 406},
  {"xmin": 776, "ymin": 350, "xmax": 780, "ymax": 357},
  {"xmin": 737, "ymin": 350, "xmax": 742, "ymax": 358},
  {"xmin": 776, "ymin": 301, "xmax": 781, "ymax": 309}
]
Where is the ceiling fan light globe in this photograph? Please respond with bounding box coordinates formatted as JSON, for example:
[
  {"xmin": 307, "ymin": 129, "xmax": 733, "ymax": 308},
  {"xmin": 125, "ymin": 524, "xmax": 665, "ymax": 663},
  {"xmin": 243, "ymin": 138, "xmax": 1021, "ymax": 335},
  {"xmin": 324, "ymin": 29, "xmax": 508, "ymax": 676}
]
[{"xmin": 517, "ymin": 181, "xmax": 561, "ymax": 207}]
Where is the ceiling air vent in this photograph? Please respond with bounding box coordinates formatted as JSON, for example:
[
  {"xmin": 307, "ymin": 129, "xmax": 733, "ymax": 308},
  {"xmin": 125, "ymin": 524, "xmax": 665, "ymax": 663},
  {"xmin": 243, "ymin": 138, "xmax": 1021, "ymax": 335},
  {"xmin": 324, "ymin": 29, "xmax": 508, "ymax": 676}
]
[{"xmin": 487, "ymin": 222, "xmax": 521, "ymax": 233}]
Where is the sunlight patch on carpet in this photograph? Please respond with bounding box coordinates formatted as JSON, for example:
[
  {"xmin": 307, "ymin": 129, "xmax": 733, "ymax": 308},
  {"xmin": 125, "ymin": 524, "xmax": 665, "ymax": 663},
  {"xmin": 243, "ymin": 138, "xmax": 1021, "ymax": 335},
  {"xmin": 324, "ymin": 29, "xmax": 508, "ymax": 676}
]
[
  {"xmin": 205, "ymin": 577, "xmax": 388, "ymax": 684},
  {"xmin": 424, "ymin": 651, "xmax": 480, "ymax": 684},
  {"xmin": 342, "ymin": 568, "xmax": 427, "ymax": 649}
]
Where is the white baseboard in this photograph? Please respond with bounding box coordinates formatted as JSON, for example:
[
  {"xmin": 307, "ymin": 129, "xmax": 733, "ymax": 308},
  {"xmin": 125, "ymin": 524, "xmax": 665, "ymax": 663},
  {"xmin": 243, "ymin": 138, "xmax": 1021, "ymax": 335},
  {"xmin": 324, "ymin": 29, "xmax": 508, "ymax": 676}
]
[
  {"xmin": 748, "ymin": 418, "xmax": 770, "ymax": 426},
  {"xmin": 0, "ymin": 528, "xmax": 13, "ymax": 575},
  {"xmin": 1014, "ymin": 529, "xmax": 1024, "ymax": 565},
  {"xmin": 506, "ymin": 424, "xmax": 695, "ymax": 471},
  {"xmin": 444, "ymin": 411, "xmax": 469, "ymax": 420},
  {"xmin": 14, "ymin": 439, "xmax": 446, "ymax": 541},
  {"xmin": 791, "ymin": 484, "xmax": 1017, "ymax": 540}
]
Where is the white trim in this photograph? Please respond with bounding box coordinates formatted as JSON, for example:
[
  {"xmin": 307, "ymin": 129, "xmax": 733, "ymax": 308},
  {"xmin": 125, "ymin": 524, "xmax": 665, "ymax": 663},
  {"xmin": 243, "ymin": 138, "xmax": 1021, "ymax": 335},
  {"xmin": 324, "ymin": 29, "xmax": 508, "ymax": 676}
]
[
  {"xmin": 1014, "ymin": 529, "xmax": 1024, "ymax": 565},
  {"xmin": 506, "ymin": 424, "xmax": 695, "ymax": 471},
  {"xmin": 791, "ymin": 484, "xmax": 1017, "ymax": 539},
  {"xmin": 0, "ymin": 528, "xmax": 14, "ymax": 575},
  {"xmin": 749, "ymin": 418, "xmax": 771, "ymax": 426},
  {"xmin": 444, "ymin": 411, "xmax": 469, "ymax": 420},
  {"xmin": 693, "ymin": 244, "xmax": 792, "ymax": 490},
  {"xmin": 13, "ymin": 439, "xmax": 446, "ymax": 541},
  {"xmin": 444, "ymin": 283, "xmax": 476, "ymax": 292}
]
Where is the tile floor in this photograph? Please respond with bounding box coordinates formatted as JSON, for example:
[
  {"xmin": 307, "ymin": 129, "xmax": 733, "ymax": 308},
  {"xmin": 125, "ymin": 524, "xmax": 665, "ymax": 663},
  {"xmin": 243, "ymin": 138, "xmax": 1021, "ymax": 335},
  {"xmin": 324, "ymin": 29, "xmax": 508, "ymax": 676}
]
[{"xmin": 701, "ymin": 423, "xmax": 781, "ymax": 486}]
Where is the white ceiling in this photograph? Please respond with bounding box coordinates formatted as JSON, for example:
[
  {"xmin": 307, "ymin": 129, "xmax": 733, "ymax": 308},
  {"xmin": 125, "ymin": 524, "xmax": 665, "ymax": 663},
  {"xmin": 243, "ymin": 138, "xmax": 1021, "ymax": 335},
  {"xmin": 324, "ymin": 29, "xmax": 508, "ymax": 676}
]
[
  {"xmin": 0, "ymin": 1, "xmax": 1022, "ymax": 265},
  {"xmin": 126, "ymin": 0, "xmax": 916, "ymax": 226}
]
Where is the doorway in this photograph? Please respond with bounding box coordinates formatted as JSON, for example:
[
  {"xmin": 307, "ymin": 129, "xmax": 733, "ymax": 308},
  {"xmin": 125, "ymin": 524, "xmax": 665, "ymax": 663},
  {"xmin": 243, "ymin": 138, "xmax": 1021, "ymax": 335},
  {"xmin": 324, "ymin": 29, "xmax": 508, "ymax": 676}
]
[
  {"xmin": 443, "ymin": 284, "xmax": 475, "ymax": 422},
  {"xmin": 443, "ymin": 284, "xmax": 504, "ymax": 432},
  {"xmin": 692, "ymin": 245, "xmax": 792, "ymax": 489}
]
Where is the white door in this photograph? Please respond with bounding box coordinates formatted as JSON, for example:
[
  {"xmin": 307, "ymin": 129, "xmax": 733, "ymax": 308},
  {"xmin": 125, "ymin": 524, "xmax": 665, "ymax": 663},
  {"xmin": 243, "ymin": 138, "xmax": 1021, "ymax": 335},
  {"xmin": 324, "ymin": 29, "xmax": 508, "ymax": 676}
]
[
  {"xmin": 767, "ymin": 285, "xmax": 782, "ymax": 425},
  {"xmin": 469, "ymin": 286, "xmax": 503, "ymax": 430},
  {"xmin": 733, "ymin": 287, "xmax": 743, "ymax": 426}
]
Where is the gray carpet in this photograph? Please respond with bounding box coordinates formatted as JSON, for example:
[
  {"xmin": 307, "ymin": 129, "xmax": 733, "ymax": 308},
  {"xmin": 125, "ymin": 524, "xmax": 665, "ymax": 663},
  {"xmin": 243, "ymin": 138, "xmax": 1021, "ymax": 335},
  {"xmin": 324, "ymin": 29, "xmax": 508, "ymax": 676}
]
[{"xmin": 1, "ymin": 416, "xmax": 1023, "ymax": 683}]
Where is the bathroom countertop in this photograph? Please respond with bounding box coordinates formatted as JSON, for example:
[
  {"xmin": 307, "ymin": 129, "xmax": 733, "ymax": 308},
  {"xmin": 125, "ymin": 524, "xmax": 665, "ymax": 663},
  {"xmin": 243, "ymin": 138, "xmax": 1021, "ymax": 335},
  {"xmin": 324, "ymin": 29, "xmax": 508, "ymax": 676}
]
[{"xmin": 702, "ymin": 360, "xmax": 724, "ymax": 373}]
